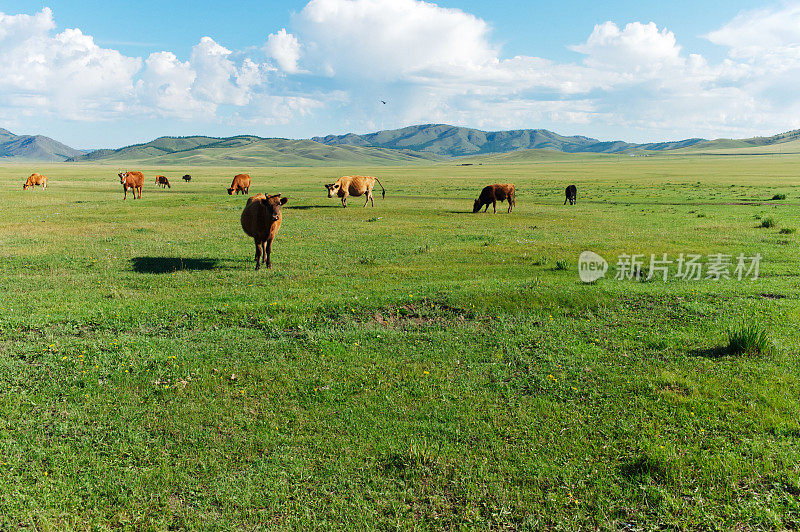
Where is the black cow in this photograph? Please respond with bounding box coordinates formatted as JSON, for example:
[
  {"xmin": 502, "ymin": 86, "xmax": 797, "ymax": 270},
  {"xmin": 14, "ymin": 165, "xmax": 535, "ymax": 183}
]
[{"xmin": 564, "ymin": 184, "xmax": 577, "ymax": 205}]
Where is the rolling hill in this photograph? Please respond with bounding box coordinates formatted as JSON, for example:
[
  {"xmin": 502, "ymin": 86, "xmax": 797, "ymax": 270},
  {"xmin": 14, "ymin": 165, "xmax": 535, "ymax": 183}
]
[
  {"xmin": 456, "ymin": 148, "xmax": 615, "ymax": 164},
  {"xmin": 13, "ymin": 123, "xmax": 800, "ymax": 166},
  {"xmin": 670, "ymin": 129, "xmax": 800, "ymax": 154},
  {"xmin": 0, "ymin": 128, "xmax": 83, "ymax": 162},
  {"xmin": 312, "ymin": 124, "xmax": 707, "ymax": 156},
  {"xmin": 67, "ymin": 135, "xmax": 447, "ymax": 166}
]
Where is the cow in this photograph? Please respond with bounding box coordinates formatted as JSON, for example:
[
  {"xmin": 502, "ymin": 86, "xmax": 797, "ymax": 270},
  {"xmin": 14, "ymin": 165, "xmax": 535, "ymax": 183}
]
[
  {"xmin": 119, "ymin": 171, "xmax": 144, "ymax": 200},
  {"xmin": 155, "ymin": 175, "xmax": 171, "ymax": 188},
  {"xmin": 182, "ymin": 174, "xmax": 192, "ymax": 182},
  {"xmin": 324, "ymin": 175, "xmax": 386, "ymax": 207},
  {"xmin": 228, "ymin": 174, "xmax": 251, "ymax": 195},
  {"xmin": 240, "ymin": 193, "xmax": 288, "ymax": 270},
  {"xmin": 564, "ymin": 184, "xmax": 577, "ymax": 205},
  {"xmin": 473, "ymin": 184, "xmax": 515, "ymax": 213},
  {"xmin": 22, "ymin": 173, "xmax": 47, "ymax": 190}
]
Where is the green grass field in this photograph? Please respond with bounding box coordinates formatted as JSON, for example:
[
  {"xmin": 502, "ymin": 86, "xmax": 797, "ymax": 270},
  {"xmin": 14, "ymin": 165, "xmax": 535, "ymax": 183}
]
[{"xmin": 1, "ymin": 157, "xmax": 799, "ymax": 530}]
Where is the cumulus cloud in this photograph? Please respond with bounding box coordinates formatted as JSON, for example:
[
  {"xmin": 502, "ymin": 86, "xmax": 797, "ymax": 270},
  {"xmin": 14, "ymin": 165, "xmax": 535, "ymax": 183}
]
[
  {"xmin": 265, "ymin": 29, "xmax": 303, "ymax": 73},
  {"xmin": 135, "ymin": 51, "xmax": 209, "ymax": 119},
  {"xmin": 570, "ymin": 22, "xmax": 683, "ymax": 72},
  {"xmin": 0, "ymin": 7, "xmax": 140, "ymax": 119},
  {"xmin": 0, "ymin": 8, "xmax": 325, "ymax": 126},
  {"xmin": 295, "ymin": 0, "xmax": 497, "ymax": 78}
]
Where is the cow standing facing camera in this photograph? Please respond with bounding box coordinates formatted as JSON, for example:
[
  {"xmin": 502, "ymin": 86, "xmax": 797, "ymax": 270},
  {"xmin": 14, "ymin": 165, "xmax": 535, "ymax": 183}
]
[
  {"xmin": 241, "ymin": 193, "xmax": 288, "ymax": 270},
  {"xmin": 119, "ymin": 171, "xmax": 144, "ymax": 200}
]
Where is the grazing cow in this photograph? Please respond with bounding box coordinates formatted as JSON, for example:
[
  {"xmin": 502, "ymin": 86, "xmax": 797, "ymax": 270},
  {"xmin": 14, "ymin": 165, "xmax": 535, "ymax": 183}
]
[
  {"xmin": 228, "ymin": 174, "xmax": 251, "ymax": 195},
  {"xmin": 22, "ymin": 173, "xmax": 47, "ymax": 190},
  {"xmin": 182, "ymin": 174, "xmax": 192, "ymax": 182},
  {"xmin": 473, "ymin": 184, "xmax": 515, "ymax": 213},
  {"xmin": 155, "ymin": 175, "xmax": 171, "ymax": 188},
  {"xmin": 119, "ymin": 171, "xmax": 144, "ymax": 200},
  {"xmin": 324, "ymin": 175, "xmax": 386, "ymax": 207},
  {"xmin": 564, "ymin": 184, "xmax": 577, "ymax": 205},
  {"xmin": 241, "ymin": 193, "xmax": 288, "ymax": 270}
]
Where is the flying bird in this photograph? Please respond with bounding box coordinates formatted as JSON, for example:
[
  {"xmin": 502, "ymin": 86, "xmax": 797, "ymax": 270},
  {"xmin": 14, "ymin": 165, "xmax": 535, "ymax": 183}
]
[{"xmin": 380, "ymin": 100, "xmax": 387, "ymax": 104}]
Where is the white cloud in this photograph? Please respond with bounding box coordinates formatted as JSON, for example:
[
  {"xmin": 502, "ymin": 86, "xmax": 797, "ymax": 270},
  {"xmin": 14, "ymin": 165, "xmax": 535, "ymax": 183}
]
[
  {"xmin": 571, "ymin": 21, "xmax": 683, "ymax": 72},
  {"xmin": 295, "ymin": 0, "xmax": 496, "ymax": 78},
  {"xmin": 706, "ymin": 3, "xmax": 800, "ymax": 59},
  {"xmin": 189, "ymin": 37, "xmax": 262, "ymax": 106},
  {"xmin": 265, "ymin": 29, "xmax": 303, "ymax": 73},
  {"xmin": 0, "ymin": 8, "xmax": 140, "ymax": 120},
  {"xmin": 135, "ymin": 51, "xmax": 210, "ymax": 119}
]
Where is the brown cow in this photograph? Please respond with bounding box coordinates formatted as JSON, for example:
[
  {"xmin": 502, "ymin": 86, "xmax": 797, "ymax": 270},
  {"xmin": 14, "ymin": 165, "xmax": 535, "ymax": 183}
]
[
  {"xmin": 22, "ymin": 173, "xmax": 47, "ymax": 190},
  {"xmin": 155, "ymin": 175, "xmax": 171, "ymax": 188},
  {"xmin": 228, "ymin": 174, "xmax": 251, "ymax": 195},
  {"xmin": 119, "ymin": 171, "xmax": 144, "ymax": 200},
  {"xmin": 241, "ymin": 193, "xmax": 288, "ymax": 270},
  {"xmin": 473, "ymin": 184, "xmax": 515, "ymax": 213},
  {"xmin": 324, "ymin": 175, "xmax": 386, "ymax": 207}
]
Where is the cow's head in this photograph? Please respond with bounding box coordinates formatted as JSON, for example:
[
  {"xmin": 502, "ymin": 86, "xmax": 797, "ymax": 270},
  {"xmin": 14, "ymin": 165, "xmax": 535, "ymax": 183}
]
[
  {"xmin": 472, "ymin": 199, "xmax": 482, "ymax": 213},
  {"xmin": 227, "ymin": 187, "xmax": 234, "ymax": 195},
  {"xmin": 325, "ymin": 183, "xmax": 339, "ymax": 198},
  {"xmin": 118, "ymin": 172, "xmax": 127, "ymax": 184},
  {"xmin": 23, "ymin": 183, "xmax": 30, "ymax": 190},
  {"xmin": 264, "ymin": 194, "xmax": 288, "ymax": 221}
]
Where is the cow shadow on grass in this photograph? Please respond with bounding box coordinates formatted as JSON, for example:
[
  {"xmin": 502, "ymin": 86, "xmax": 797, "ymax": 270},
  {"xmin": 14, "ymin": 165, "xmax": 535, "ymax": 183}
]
[
  {"xmin": 285, "ymin": 204, "xmax": 340, "ymax": 210},
  {"xmin": 131, "ymin": 256, "xmax": 220, "ymax": 274}
]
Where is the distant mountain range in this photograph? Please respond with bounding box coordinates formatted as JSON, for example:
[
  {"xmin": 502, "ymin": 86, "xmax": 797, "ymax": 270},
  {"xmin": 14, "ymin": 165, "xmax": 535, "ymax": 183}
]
[
  {"xmin": 312, "ymin": 124, "xmax": 707, "ymax": 156},
  {"xmin": 0, "ymin": 128, "xmax": 83, "ymax": 162},
  {"xmin": 65, "ymin": 135, "xmax": 446, "ymax": 166},
  {"xmin": 5, "ymin": 124, "xmax": 800, "ymax": 164}
]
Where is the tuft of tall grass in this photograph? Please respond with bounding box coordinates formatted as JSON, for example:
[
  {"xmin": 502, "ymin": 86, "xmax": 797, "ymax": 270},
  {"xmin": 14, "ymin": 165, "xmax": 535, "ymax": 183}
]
[
  {"xmin": 727, "ymin": 323, "xmax": 771, "ymax": 355},
  {"xmin": 760, "ymin": 217, "xmax": 777, "ymax": 228},
  {"xmin": 771, "ymin": 193, "xmax": 787, "ymax": 200}
]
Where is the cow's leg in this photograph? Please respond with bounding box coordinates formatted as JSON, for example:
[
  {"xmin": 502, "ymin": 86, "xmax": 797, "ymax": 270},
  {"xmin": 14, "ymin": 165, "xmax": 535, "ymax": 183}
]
[
  {"xmin": 254, "ymin": 241, "xmax": 262, "ymax": 270},
  {"xmin": 265, "ymin": 238, "xmax": 273, "ymax": 269},
  {"xmin": 123, "ymin": 186, "xmax": 127, "ymax": 200},
  {"xmin": 342, "ymin": 196, "xmax": 347, "ymax": 207},
  {"xmin": 493, "ymin": 200, "xmax": 497, "ymax": 214},
  {"xmin": 364, "ymin": 193, "xmax": 370, "ymax": 207},
  {"xmin": 483, "ymin": 203, "xmax": 488, "ymax": 212}
]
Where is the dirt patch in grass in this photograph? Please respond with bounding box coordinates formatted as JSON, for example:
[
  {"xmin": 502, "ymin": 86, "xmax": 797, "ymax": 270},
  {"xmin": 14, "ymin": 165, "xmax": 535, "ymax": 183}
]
[{"xmin": 372, "ymin": 301, "xmax": 476, "ymax": 327}]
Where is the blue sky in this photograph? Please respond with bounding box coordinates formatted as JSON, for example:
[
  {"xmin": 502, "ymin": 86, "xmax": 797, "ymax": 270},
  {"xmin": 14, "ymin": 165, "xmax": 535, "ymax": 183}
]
[{"xmin": 0, "ymin": 0, "xmax": 794, "ymax": 148}]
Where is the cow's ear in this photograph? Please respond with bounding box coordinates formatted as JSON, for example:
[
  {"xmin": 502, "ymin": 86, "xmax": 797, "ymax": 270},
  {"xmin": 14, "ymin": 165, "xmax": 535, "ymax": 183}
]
[{"xmin": 280, "ymin": 197, "xmax": 288, "ymax": 205}]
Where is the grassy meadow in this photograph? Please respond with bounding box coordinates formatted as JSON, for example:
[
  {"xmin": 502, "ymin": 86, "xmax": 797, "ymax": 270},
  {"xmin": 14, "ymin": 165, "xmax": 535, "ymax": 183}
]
[{"xmin": 1, "ymin": 155, "xmax": 799, "ymax": 529}]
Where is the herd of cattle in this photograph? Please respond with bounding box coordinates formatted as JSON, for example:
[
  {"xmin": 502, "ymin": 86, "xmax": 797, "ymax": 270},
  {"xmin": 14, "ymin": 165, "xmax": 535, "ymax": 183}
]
[{"xmin": 20, "ymin": 171, "xmax": 577, "ymax": 270}]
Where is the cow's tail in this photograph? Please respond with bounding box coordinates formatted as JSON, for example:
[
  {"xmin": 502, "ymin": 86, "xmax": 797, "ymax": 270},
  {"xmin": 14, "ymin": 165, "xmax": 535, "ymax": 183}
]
[{"xmin": 374, "ymin": 177, "xmax": 386, "ymax": 199}]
